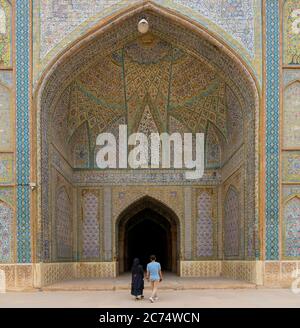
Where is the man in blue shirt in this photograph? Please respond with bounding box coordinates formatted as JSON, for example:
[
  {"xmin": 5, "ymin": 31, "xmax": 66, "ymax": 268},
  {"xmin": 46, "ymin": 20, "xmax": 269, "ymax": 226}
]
[{"xmin": 146, "ymin": 255, "xmax": 163, "ymax": 303}]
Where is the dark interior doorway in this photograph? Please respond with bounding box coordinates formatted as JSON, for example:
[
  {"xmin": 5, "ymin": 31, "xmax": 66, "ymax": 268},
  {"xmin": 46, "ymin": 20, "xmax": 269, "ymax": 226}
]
[
  {"xmin": 125, "ymin": 209, "xmax": 171, "ymax": 271},
  {"xmin": 117, "ymin": 196, "xmax": 179, "ymax": 274}
]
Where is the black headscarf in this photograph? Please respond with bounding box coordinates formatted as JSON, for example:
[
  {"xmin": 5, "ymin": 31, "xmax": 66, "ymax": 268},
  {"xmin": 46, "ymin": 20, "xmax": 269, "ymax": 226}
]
[{"xmin": 131, "ymin": 258, "xmax": 141, "ymax": 274}]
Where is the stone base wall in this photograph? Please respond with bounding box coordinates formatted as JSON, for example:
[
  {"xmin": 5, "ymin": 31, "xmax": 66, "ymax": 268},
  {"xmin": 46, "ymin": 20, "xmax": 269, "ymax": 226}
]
[
  {"xmin": 36, "ymin": 262, "xmax": 75, "ymax": 287},
  {"xmin": 0, "ymin": 262, "xmax": 117, "ymax": 290},
  {"xmin": 180, "ymin": 261, "xmax": 263, "ymax": 285},
  {"xmin": 0, "ymin": 264, "xmax": 34, "ymax": 291},
  {"xmin": 1, "ymin": 261, "xmax": 300, "ymax": 290},
  {"xmin": 221, "ymin": 261, "xmax": 263, "ymax": 285},
  {"xmin": 76, "ymin": 262, "xmax": 117, "ymax": 279},
  {"xmin": 264, "ymin": 261, "xmax": 300, "ymax": 287},
  {"xmin": 180, "ymin": 261, "xmax": 222, "ymax": 277}
]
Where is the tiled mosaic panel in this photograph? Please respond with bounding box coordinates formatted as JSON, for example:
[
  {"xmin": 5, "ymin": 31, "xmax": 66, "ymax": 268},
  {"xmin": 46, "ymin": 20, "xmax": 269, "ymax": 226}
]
[
  {"xmin": 82, "ymin": 191, "xmax": 100, "ymax": 259},
  {"xmin": 103, "ymin": 187, "xmax": 112, "ymax": 261},
  {"xmin": 112, "ymin": 186, "xmax": 184, "ymax": 223},
  {"xmin": 137, "ymin": 105, "xmax": 159, "ymax": 135},
  {"xmin": 38, "ymin": 0, "xmax": 256, "ymax": 61},
  {"xmin": 50, "ymin": 86, "xmax": 72, "ymax": 161},
  {"xmin": 283, "ymin": 69, "xmax": 300, "ymax": 87},
  {"xmin": 196, "ymin": 192, "xmax": 213, "ymax": 257},
  {"xmin": 284, "ymin": 197, "xmax": 300, "ymax": 258},
  {"xmin": 283, "ymin": 185, "xmax": 300, "ymax": 200},
  {"xmin": 173, "ymin": 0, "xmax": 255, "ymax": 56},
  {"xmin": 0, "ymin": 83, "xmax": 11, "ymax": 150},
  {"xmin": 39, "ymin": 0, "xmax": 122, "ymax": 58},
  {"xmin": 225, "ymin": 85, "xmax": 244, "ymax": 160},
  {"xmin": 0, "ymin": 0, "xmax": 12, "ymax": 67},
  {"xmin": 265, "ymin": 0, "xmax": 280, "ymax": 260},
  {"xmin": 283, "ymin": 82, "xmax": 300, "ymax": 148},
  {"xmin": 0, "ymin": 201, "xmax": 12, "ymax": 262},
  {"xmin": 51, "ymin": 144, "xmax": 73, "ymax": 183},
  {"xmin": 70, "ymin": 122, "xmax": 90, "ymax": 168},
  {"xmin": 283, "ymin": 0, "xmax": 300, "ymax": 65},
  {"xmin": 205, "ymin": 123, "xmax": 221, "ymax": 168},
  {"xmin": 184, "ymin": 187, "xmax": 192, "ymax": 260},
  {"xmin": 282, "ymin": 151, "xmax": 300, "ymax": 183},
  {"xmin": 16, "ymin": 0, "xmax": 31, "ymax": 263},
  {"xmin": 39, "ymin": 8, "xmax": 256, "ymax": 190},
  {"xmin": 137, "ymin": 105, "xmax": 159, "ymax": 166},
  {"xmin": 51, "ymin": 35, "xmax": 244, "ymax": 170},
  {"xmin": 224, "ymin": 186, "xmax": 240, "ymax": 258},
  {"xmin": 73, "ymin": 170, "xmax": 221, "ymax": 186},
  {"xmin": 0, "ymin": 70, "xmax": 12, "ymax": 87},
  {"xmin": 56, "ymin": 187, "xmax": 72, "ymax": 259},
  {"xmin": 0, "ymin": 153, "xmax": 13, "ymax": 184},
  {"xmin": 0, "ymin": 187, "xmax": 13, "ymax": 207}
]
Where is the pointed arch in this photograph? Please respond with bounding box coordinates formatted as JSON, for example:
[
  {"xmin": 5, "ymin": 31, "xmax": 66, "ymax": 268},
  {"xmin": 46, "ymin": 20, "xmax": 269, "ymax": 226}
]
[
  {"xmin": 33, "ymin": 2, "xmax": 259, "ymax": 263},
  {"xmin": 116, "ymin": 195, "xmax": 180, "ymax": 228},
  {"xmin": 116, "ymin": 195, "xmax": 180, "ymax": 273}
]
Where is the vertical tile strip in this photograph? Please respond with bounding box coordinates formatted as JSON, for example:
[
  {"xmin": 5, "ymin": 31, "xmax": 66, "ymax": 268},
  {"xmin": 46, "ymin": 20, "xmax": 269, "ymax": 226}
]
[
  {"xmin": 184, "ymin": 187, "xmax": 192, "ymax": 260},
  {"xmin": 265, "ymin": 0, "xmax": 280, "ymax": 260},
  {"xmin": 16, "ymin": 0, "xmax": 31, "ymax": 262},
  {"xmin": 103, "ymin": 187, "xmax": 112, "ymax": 261}
]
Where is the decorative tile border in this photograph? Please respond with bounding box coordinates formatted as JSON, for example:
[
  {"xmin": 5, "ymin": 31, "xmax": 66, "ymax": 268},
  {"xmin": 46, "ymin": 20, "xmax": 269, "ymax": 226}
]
[
  {"xmin": 33, "ymin": 0, "xmax": 262, "ymax": 86},
  {"xmin": 16, "ymin": 0, "xmax": 31, "ymax": 263},
  {"xmin": 265, "ymin": 0, "xmax": 280, "ymax": 260}
]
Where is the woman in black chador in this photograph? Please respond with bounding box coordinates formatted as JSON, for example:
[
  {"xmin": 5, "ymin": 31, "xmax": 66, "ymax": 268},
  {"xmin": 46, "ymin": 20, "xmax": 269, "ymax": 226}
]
[{"xmin": 131, "ymin": 258, "xmax": 144, "ymax": 300}]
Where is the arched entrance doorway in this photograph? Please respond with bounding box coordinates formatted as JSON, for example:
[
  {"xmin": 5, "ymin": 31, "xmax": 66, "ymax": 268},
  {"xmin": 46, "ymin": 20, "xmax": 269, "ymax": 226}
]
[
  {"xmin": 34, "ymin": 2, "xmax": 260, "ymax": 285},
  {"xmin": 117, "ymin": 196, "xmax": 179, "ymax": 274}
]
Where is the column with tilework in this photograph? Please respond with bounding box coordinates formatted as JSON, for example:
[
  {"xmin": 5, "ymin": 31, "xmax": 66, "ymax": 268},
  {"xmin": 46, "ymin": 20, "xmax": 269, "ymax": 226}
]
[{"xmin": 15, "ymin": 0, "xmax": 31, "ymax": 263}]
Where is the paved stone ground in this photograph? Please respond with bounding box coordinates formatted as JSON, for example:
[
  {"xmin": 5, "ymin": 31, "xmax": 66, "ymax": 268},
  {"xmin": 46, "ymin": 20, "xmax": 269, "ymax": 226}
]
[{"xmin": 1, "ymin": 289, "xmax": 300, "ymax": 308}]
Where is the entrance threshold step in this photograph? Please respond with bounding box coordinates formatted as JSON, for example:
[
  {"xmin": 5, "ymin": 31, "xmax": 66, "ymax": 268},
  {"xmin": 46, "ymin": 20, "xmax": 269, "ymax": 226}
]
[{"xmin": 42, "ymin": 277, "xmax": 256, "ymax": 291}]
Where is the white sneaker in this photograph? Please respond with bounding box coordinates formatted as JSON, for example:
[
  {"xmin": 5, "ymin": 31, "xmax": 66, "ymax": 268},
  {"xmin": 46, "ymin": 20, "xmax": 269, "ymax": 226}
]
[
  {"xmin": 154, "ymin": 296, "xmax": 159, "ymax": 301},
  {"xmin": 149, "ymin": 297, "xmax": 154, "ymax": 303}
]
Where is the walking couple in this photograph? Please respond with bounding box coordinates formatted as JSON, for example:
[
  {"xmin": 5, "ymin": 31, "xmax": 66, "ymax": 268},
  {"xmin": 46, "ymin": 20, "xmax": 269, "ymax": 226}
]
[{"xmin": 131, "ymin": 255, "xmax": 163, "ymax": 303}]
